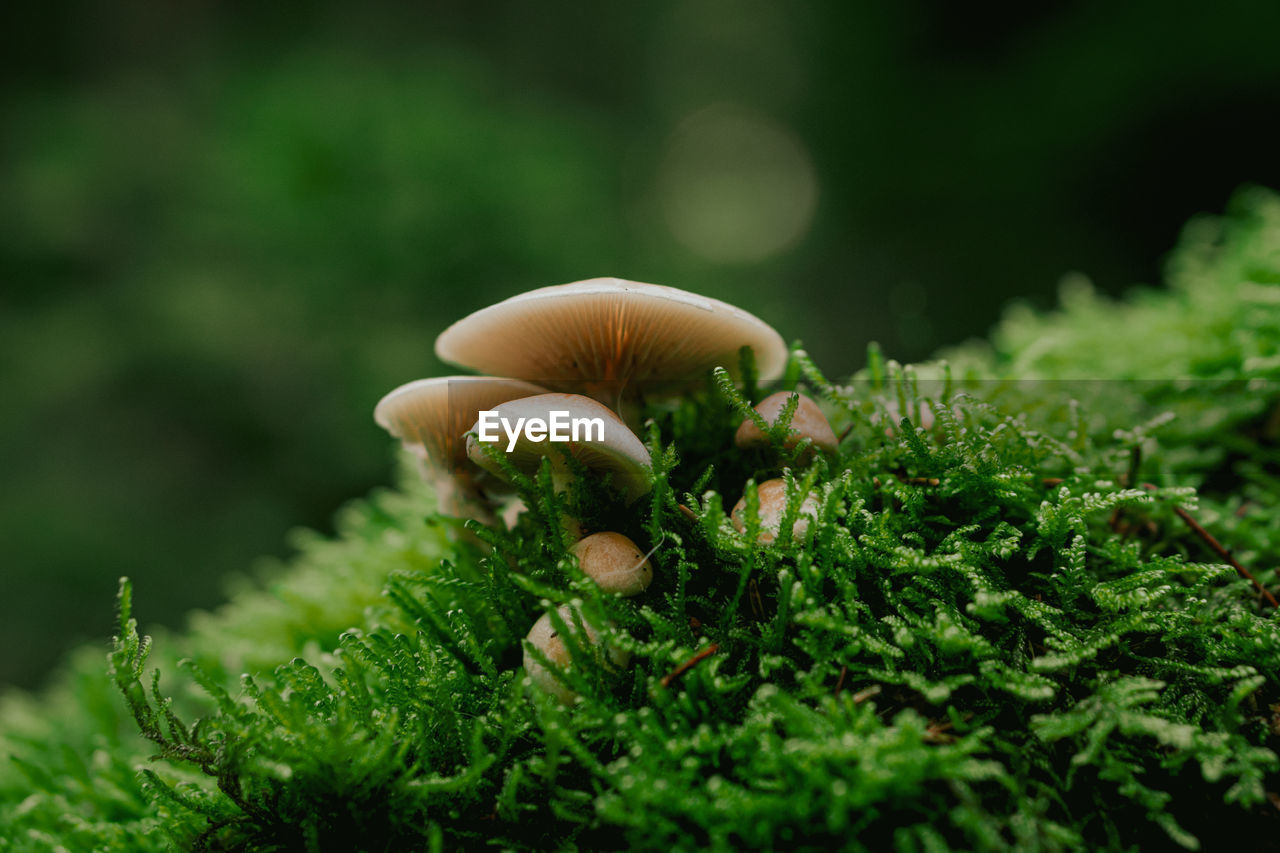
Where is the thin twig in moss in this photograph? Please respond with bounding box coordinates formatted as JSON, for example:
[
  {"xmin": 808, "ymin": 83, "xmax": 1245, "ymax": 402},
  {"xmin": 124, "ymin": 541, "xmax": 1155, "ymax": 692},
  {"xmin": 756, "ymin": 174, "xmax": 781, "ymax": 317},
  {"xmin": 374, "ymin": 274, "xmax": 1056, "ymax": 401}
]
[
  {"xmin": 851, "ymin": 684, "xmax": 881, "ymax": 704},
  {"xmin": 748, "ymin": 578, "xmax": 765, "ymax": 620},
  {"xmin": 660, "ymin": 643, "xmax": 719, "ymax": 689},
  {"xmin": 1141, "ymin": 483, "xmax": 1279, "ymax": 609},
  {"xmin": 1124, "ymin": 445, "xmax": 1143, "ymax": 488},
  {"xmin": 923, "ymin": 719, "xmax": 956, "ymax": 744}
]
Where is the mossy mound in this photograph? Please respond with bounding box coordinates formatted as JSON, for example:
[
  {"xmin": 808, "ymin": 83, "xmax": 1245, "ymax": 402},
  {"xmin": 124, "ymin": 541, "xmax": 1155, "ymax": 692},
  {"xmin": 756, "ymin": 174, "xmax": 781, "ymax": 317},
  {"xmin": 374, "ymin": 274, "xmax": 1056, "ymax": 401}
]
[{"xmin": 5, "ymin": 190, "xmax": 1280, "ymax": 851}]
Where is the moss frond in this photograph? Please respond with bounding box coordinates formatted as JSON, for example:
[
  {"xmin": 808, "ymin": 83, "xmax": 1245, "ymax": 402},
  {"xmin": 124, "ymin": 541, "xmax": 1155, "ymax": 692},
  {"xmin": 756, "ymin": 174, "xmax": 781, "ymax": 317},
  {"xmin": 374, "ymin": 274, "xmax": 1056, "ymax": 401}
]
[{"xmin": 5, "ymin": 190, "xmax": 1280, "ymax": 850}]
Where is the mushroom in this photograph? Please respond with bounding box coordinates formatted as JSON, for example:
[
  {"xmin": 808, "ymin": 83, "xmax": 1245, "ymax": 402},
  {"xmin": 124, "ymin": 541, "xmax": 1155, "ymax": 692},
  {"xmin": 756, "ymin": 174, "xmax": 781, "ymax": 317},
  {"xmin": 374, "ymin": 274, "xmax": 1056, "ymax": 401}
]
[
  {"xmin": 734, "ymin": 391, "xmax": 838, "ymax": 457},
  {"xmin": 875, "ymin": 397, "xmax": 936, "ymax": 435},
  {"xmin": 435, "ymin": 278, "xmax": 788, "ymax": 415},
  {"xmin": 465, "ymin": 393, "xmax": 652, "ymax": 539},
  {"xmin": 731, "ymin": 478, "xmax": 820, "ymax": 545},
  {"xmin": 524, "ymin": 604, "xmax": 630, "ymax": 703},
  {"xmin": 373, "ymin": 376, "xmax": 546, "ymax": 521},
  {"xmin": 571, "ymin": 532, "xmax": 654, "ymax": 597},
  {"xmin": 499, "ymin": 495, "xmax": 528, "ymax": 530}
]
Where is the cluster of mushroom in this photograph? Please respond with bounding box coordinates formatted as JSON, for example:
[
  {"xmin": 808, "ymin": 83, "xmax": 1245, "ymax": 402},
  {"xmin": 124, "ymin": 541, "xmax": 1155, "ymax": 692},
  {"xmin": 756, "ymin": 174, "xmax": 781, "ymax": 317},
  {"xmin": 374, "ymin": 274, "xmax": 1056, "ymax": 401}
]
[
  {"xmin": 730, "ymin": 390, "xmax": 838, "ymax": 543},
  {"xmin": 374, "ymin": 277, "xmax": 838, "ymax": 701}
]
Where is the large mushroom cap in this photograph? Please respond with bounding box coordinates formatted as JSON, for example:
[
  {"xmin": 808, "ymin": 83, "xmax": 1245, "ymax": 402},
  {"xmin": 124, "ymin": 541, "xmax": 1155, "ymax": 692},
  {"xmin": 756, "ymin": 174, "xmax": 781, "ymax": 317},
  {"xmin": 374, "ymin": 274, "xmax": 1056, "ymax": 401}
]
[
  {"xmin": 435, "ymin": 278, "xmax": 788, "ymax": 394},
  {"xmin": 374, "ymin": 376, "xmax": 547, "ymax": 472},
  {"xmin": 465, "ymin": 392, "xmax": 652, "ymax": 503}
]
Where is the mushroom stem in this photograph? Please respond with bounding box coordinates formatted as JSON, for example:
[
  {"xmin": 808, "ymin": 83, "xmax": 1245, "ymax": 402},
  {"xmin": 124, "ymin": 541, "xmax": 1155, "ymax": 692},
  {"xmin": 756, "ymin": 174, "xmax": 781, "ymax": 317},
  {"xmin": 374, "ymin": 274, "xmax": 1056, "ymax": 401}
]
[
  {"xmin": 614, "ymin": 394, "xmax": 647, "ymax": 436},
  {"xmin": 547, "ymin": 465, "xmax": 586, "ymax": 544},
  {"xmin": 432, "ymin": 470, "xmax": 497, "ymax": 529},
  {"xmin": 401, "ymin": 442, "xmax": 496, "ymax": 536},
  {"xmin": 580, "ymin": 379, "xmax": 647, "ymax": 433}
]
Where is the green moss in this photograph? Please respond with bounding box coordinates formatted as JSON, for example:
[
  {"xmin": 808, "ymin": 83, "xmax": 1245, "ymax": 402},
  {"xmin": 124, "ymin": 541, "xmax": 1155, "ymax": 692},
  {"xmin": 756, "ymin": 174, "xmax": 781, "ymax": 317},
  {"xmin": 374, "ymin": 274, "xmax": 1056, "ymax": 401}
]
[{"xmin": 6, "ymin": 190, "xmax": 1280, "ymax": 850}]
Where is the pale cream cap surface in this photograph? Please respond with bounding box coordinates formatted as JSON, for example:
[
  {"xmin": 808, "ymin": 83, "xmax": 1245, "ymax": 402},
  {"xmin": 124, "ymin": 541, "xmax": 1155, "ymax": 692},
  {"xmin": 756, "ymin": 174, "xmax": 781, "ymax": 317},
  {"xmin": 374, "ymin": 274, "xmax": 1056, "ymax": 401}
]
[
  {"xmin": 373, "ymin": 376, "xmax": 546, "ymax": 471},
  {"xmin": 435, "ymin": 278, "xmax": 788, "ymax": 391},
  {"xmin": 465, "ymin": 393, "xmax": 652, "ymax": 503},
  {"xmin": 572, "ymin": 532, "xmax": 654, "ymax": 597}
]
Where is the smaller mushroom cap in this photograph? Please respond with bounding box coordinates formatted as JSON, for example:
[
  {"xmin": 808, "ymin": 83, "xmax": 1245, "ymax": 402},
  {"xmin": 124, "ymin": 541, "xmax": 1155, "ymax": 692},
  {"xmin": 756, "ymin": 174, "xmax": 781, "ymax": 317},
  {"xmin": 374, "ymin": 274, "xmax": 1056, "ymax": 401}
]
[
  {"xmin": 374, "ymin": 376, "xmax": 547, "ymax": 473},
  {"xmin": 572, "ymin": 532, "xmax": 654, "ymax": 597},
  {"xmin": 435, "ymin": 278, "xmax": 788, "ymax": 397},
  {"xmin": 735, "ymin": 391, "xmax": 838, "ymax": 455},
  {"xmin": 466, "ymin": 393, "xmax": 652, "ymax": 503},
  {"xmin": 524, "ymin": 604, "xmax": 630, "ymax": 703},
  {"xmin": 731, "ymin": 478, "xmax": 820, "ymax": 544}
]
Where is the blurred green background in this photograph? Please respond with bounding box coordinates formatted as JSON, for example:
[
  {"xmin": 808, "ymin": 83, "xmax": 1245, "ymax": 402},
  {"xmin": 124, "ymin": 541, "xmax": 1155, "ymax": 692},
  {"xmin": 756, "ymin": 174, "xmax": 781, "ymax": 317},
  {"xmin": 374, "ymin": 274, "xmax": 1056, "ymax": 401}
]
[{"xmin": 4, "ymin": 0, "xmax": 1280, "ymax": 688}]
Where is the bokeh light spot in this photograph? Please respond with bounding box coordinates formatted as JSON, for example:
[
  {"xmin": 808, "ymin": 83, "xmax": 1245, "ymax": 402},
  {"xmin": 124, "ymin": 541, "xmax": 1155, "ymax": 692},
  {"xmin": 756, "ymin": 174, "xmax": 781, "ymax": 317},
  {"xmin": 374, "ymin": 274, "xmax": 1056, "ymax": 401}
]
[{"xmin": 657, "ymin": 105, "xmax": 818, "ymax": 264}]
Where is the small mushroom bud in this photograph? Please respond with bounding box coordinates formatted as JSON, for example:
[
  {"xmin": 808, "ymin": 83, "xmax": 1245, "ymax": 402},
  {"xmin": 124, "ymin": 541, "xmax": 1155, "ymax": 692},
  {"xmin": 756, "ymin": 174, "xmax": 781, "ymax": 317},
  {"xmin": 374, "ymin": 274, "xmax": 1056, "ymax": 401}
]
[
  {"xmin": 735, "ymin": 391, "xmax": 838, "ymax": 456},
  {"xmin": 875, "ymin": 397, "xmax": 957, "ymax": 436},
  {"xmin": 524, "ymin": 604, "xmax": 630, "ymax": 703},
  {"xmin": 731, "ymin": 478, "xmax": 820, "ymax": 544},
  {"xmin": 571, "ymin": 532, "xmax": 654, "ymax": 597}
]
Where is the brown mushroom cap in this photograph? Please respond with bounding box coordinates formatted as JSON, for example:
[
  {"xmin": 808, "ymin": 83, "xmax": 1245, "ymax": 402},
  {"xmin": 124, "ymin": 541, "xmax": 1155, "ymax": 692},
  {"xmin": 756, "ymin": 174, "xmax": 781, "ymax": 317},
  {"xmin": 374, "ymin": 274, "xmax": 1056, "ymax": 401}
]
[
  {"xmin": 435, "ymin": 278, "xmax": 788, "ymax": 396},
  {"xmin": 465, "ymin": 393, "xmax": 652, "ymax": 503},
  {"xmin": 374, "ymin": 376, "xmax": 547, "ymax": 473},
  {"xmin": 524, "ymin": 604, "xmax": 630, "ymax": 703},
  {"xmin": 734, "ymin": 391, "xmax": 838, "ymax": 455},
  {"xmin": 731, "ymin": 478, "xmax": 820, "ymax": 544},
  {"xmin": 572, "ymin": 532, "xmax": 654, "ymax": 597}
]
